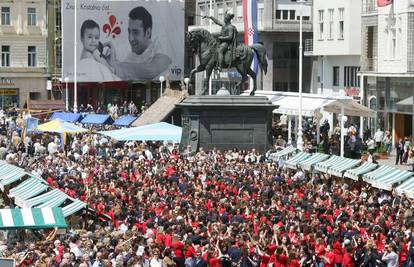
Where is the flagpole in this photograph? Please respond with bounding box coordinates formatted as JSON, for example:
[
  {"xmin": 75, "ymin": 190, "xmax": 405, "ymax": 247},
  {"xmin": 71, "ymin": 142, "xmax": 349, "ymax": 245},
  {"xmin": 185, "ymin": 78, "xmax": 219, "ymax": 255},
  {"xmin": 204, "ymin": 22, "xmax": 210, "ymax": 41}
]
[{"xmin": 208, "ymin": 0, "xmax": 213, "ymax": 95}]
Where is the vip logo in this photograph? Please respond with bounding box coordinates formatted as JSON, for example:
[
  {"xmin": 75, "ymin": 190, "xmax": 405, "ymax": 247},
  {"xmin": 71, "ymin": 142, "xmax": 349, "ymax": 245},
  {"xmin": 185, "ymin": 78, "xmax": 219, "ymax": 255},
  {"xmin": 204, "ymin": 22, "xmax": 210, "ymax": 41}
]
[
  {"xmin": 103, "ymin": 14, "xmax": 122, "ymax": 38},
  {"xmin": 171, "ymin": 66, "xmax": 182, "ymax": 76}
]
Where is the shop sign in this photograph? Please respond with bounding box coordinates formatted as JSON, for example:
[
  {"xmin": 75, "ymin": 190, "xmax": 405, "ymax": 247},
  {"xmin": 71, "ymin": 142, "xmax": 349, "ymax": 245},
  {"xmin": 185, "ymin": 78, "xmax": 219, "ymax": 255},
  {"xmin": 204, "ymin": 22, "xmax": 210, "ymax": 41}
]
[
  {"xmin": 0, "ymin": 89, "xmax": 18, "ymax": 96},
  {"xmin": 344, "ymin": 87, "xmax": 360, "ymax": 96}
]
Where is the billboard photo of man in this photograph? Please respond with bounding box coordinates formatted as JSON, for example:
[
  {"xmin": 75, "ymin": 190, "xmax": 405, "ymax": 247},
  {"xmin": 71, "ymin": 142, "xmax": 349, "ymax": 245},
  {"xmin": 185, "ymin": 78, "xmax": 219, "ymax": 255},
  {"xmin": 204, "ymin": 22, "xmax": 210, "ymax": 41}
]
[{"xmin": 108, "ymin": 6, "xmax": 172, "ymax": 80}]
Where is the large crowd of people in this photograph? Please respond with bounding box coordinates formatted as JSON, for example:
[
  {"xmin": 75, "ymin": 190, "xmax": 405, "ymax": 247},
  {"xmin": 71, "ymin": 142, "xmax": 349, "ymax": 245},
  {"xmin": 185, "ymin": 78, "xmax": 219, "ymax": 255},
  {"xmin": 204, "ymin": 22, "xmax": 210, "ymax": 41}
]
[{"xmin": 0, "ymin": 112, "xmax": 413, "ymax": 267}]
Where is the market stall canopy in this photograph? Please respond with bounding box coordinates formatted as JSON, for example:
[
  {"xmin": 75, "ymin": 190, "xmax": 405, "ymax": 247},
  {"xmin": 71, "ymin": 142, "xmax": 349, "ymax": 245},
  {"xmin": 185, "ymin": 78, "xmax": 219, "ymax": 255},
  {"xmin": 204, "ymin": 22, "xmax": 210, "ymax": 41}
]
[
  {"xmin": 81, "ymin": 114, "xmax": 113, "ymax": 125},
  {"xmin": 36, "ymin": 119, "xmax": 88, "ymax": 134},
  {"xmin": 323, "ymin": 99, "xmax": 376, "ymax": 118},
  {"xmin": 0, "ymin": 208, "xmax": 66, "ymax": 229},
  {"xmin": 50, "ymin": 112, "xmax": 82, "ymax": 122},
  {"xmin": 243, "ymin": 91, "xmax": 376, "ymax": 117},
  {"xmin": 99, "ymin": 122, "xmax": 182, "ymax": 142},
  {"xmin": 396, "ymin": 96, "xmax": 414, "ymax": 105},
  {"xmin": 113, "ymin": 114, "xmax": 138, "ymax": 126}
]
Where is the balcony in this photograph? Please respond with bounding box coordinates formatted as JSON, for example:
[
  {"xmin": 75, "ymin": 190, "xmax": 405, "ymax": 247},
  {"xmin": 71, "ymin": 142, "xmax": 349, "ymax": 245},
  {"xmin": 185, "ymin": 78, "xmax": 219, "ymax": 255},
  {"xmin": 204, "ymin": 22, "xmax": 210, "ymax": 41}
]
[
  {"xmin": 304, "ymin": 39, "xmax": 313, "ymax": 56},
  {"xmin": 273, "ymin": 19, "xmax": 312, "ymax": 32}
]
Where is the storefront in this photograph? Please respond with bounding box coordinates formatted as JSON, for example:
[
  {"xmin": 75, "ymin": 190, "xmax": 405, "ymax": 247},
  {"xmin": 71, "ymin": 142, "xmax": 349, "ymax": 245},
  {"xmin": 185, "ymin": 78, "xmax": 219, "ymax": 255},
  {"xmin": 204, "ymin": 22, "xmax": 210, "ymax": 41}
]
[
  {"xmin": 0, "ymin": 79, "xmax": 19, "ymax": 108},
  {"xmin": 364, "ymin": 76, "xmax": 414, "ymax": 142}
]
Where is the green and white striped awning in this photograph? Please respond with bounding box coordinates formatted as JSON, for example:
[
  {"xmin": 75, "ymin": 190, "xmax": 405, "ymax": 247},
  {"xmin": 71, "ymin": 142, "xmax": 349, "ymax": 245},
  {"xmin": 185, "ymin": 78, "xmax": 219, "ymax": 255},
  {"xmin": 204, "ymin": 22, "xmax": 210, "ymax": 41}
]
[
  {"xmin": 396, "ymin": 178, "xmax": 414, "ymax": 198},
  {"xmin": 0, "ymin": 161, "xmax": 29, "ymax": 190},
  {"xmin": 62, "ymin": 200, "xmax": 87, "ymax": 217},
  {"xmin": 23, "ymin": 189, "xmax": 67, "ymax": 208},
  {"xmin": 268, "ymin": 146, "xmax": 297, "ymax": 161},
  {"xmin": 363, "ymin": 165, "xmax": 395, "ymax": 182},
  {"xmin": 327, "ymin": 158, "xmax": 361, "ymax": 177},
  {"xmin": 343, "ymin": 162, "xmax": 378, "ymax": 181},
  {"xmin": 297, "ymin": 153, "xmax": 330, "ymax": 171},
  {"xmin": 369, "ymin": 169, "xmax": 413, "ymax": 191},
  {"xmin": 9, "ymin": 178, "xmax": 49, "ymax": 207},
  {"xmin": 0, "ymin": 208, "xmax": 67, "ymax": 229},
  {"xmin": 284, "ymin": 152, "xmax": 311, "ymax": 169},
  {"xmin": 314, "ymin": 155, "xmax": 343, "ymax": 173}
]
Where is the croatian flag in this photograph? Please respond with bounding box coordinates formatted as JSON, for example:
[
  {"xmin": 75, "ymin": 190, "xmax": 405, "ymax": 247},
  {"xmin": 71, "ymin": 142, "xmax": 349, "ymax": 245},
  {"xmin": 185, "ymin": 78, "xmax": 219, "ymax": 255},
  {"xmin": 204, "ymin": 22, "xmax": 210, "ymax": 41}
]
[
  {"xmin": 243, "ymin": 0, "xmax": 259, "ymax": 73},
  {"xmin": 377, "ymin": 0, "xmax": 392, "ymax": 7}
]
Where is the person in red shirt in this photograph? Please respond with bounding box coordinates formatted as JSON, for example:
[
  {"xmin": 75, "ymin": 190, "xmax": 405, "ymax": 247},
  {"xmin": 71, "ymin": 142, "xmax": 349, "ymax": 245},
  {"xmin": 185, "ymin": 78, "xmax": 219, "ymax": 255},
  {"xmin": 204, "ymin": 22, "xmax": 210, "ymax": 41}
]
[
  {"xmin": 321, "ymin": 245, "xmax": 335, "ymax": 267},
  {"xmin": 171, "ymin": 235, "xmax": 185, "ymax": 267},
  {"xmin": 342, "ymin": 246, "xmax": 353, "ymax": 267}
]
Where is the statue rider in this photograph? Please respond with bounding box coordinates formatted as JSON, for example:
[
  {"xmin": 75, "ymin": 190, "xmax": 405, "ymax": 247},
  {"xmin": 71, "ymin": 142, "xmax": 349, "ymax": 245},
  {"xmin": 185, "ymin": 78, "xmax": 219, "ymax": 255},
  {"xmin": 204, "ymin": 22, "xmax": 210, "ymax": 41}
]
[{"xmin": 204, "ymin": 11, "xmax": 238, "ymax": 72}]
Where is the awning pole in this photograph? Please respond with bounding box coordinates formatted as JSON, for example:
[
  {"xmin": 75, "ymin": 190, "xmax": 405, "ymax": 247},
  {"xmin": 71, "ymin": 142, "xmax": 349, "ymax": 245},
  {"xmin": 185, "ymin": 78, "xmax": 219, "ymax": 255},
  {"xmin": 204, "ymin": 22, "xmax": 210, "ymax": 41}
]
[
  {"xmin": 340, "ymin": 105, "xmax": 345, "ymax": 157},
  {"xmin": 288, "ymin": 116, "xmax": 292, "ymax": 144}
]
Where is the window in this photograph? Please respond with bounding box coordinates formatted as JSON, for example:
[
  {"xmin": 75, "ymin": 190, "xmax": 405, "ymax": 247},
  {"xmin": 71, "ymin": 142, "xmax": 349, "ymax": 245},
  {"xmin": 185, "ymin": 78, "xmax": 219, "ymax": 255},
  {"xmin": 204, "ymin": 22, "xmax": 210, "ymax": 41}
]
[
  {"xmin": 1, "ymin": 7, "xmax": 10, "ymax": 25},
  {"xmin": 391, "ymin": 28, "xmax": 396, "ymax": 59},
  {"xmin": 338, "ymin": 8, "xmax": 344, "ymax": 39},
  {"xmin": 28, "ymin": 46, "xmax": 36, "ymax": 67},
  {"xmin": 289, "ymin": 10, "xmax": 295, "ymax": 20},
  {"xmin": 276, "ymin": 10, "xmax": 281, "ymax": 19},
  {"xmin": 1, "ymin": 46, "xmax": 10, "ymax": 67},
  {"xmin": 258, "ymin": 2, "xmax": 264, "ymax": 25},
  {"xmin": 328, "ymin": 9, "xmax": 334, "ymax": 39},
  {"xmin": 29, "ymin": 92, "xmax": 41, "ymax": 100},
  {"xmin": 282, "ymin": 10, "xmax": 288, "ymax": 20},
  {"xmin": 217, "ymin": 3, "xmax": 224, "ymax": 21},
  {"xmin": 27, "ymin": 7, "xmax": 36, "ymax": 26},
  {"xmin": 318, "ymin": 10, "xmax": 324, "ymax": 39},
  {"xmin": 333, "ymin": 66, "xmax": 340, "ymax": 86},
  {"xmin": 236, "ymin": 1, "xmax": 243, "ymax": 20},
  {"xmin": 344, "ymin": 66, "xmax": 360, "ymax": 87},
  {"xmin": 199, "ymin": 5, "xmax": 206, "ymax": 25}
]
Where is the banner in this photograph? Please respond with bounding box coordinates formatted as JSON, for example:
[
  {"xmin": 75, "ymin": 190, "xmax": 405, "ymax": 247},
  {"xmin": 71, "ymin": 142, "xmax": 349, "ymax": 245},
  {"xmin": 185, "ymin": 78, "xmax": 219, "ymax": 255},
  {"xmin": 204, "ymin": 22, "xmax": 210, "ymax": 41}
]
[
  {"xmin": 62, "ymin": 0, "xmax": 184, "ymax": 82},
  {"xmin": 377, "ymin": 0, "xmax": 392, "ymax": 7},
  {"xmin": 243, "ymin": 0, "xmax": 259, "ymax": 73}
]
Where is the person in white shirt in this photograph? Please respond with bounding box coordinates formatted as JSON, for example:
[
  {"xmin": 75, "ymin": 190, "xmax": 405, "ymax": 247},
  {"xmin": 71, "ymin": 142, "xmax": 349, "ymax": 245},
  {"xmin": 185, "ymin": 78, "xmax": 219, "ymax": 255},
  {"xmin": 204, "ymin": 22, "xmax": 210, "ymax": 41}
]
[
  {"xmin": 374, "ymin": 128, "xmax": 384, "ymax": 151},
  {"xmin": 149, "ymin": 249, "xmax": 162, "ymax": 267},
  {"xmin": 382, "ymin": 243, "xmax": 398, "ymax": 267},
  {"xmin": 47, "ymin": 141, "xmax": 58, "ymax": 155}
]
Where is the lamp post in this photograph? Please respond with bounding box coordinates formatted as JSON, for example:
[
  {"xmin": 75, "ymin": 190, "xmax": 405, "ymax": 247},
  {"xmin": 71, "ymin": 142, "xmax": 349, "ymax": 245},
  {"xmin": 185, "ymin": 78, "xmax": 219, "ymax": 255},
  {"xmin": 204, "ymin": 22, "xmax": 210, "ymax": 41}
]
[
  {"xmin": 64, "ymin": 77, "xmax": 69, "ymax": 111},
  {"xmin": 159, "ymin": 76, "xmax": 165, "ymax": 97},
  {"xmin": 184, "ymin": 77, "xmax": 190, "ymax": 94},
  {"xmin": 340, "ymin": 108, "xmax": 347, "ymax": 157},
  {"xmin": 296, "ymin": 0, "xmax": 306, "ymax": 151},
  {"xmin": 73, "ymin": 0, "xmax": 78, "ymax": 113}
]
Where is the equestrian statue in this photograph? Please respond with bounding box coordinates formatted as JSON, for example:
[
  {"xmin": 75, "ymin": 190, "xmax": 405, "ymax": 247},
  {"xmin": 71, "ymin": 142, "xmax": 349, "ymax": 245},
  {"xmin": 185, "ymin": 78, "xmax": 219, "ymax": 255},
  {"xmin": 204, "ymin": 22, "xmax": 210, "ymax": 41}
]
[{"xmin": 187, "ymin": 11, "xmax": 268, "ymax": 96}]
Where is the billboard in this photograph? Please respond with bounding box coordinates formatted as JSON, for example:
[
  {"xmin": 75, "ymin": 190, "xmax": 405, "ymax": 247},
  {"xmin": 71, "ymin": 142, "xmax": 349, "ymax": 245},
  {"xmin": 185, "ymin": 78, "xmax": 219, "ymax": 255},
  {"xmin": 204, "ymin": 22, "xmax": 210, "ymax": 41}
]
[{"xmin": 62, "ymin": 0, "xmax": 184, "ymax": 82}]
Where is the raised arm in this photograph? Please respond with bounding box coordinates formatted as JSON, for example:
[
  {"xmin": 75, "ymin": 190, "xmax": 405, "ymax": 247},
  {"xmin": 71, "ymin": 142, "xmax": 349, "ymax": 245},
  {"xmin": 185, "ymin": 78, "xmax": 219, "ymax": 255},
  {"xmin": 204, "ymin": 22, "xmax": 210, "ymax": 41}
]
[{"xmin": 205, "ymin": 16, "xmax": 224, "ymax": 27}]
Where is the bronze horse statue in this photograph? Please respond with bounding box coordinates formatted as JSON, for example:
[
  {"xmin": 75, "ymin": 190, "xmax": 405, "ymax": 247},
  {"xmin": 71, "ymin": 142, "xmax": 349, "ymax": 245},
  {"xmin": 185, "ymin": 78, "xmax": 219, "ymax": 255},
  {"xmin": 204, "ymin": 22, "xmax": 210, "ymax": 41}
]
[{"xmin": 187, "ymin": 28, "xmax": 268, "ymax": 95}]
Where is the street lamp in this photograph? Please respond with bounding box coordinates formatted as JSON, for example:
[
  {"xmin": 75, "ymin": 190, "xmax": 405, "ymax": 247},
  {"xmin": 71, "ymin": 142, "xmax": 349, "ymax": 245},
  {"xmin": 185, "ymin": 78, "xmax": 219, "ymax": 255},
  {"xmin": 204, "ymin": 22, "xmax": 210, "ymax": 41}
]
[
  {"xmin": 184, "ymin": 77, "xmax": 190, "ymax": 93},
  {"xmin": 64, "ymin": 77, "xmax": 69, "ymax": 111},
  {"xmin": 297, "ymin": 0, "xmax": 310, "ymax": 151},
  {"xmin": 73, "ymin": 0, "xmax": 78, "ymax": 113},
  {"xmin": 159, "ymin": 76, "xmax": 165, "ymax": 97}
]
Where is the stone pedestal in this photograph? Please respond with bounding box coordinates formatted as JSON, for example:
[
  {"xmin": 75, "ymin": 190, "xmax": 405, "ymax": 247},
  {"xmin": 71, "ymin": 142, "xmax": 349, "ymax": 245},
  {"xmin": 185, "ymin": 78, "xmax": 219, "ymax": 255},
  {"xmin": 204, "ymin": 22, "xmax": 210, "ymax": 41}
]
[{"xmin": 176, "ymin": 95, "xmax": 276, "ymax": 153}]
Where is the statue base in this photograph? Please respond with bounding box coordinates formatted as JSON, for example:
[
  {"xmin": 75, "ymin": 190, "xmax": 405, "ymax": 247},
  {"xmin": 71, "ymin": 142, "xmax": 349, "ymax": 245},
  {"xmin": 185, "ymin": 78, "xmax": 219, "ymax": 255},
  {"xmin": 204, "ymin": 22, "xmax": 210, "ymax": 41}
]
[{"xmin": 176, "ymin": 94, "xmax": 276, "ymax": 153}]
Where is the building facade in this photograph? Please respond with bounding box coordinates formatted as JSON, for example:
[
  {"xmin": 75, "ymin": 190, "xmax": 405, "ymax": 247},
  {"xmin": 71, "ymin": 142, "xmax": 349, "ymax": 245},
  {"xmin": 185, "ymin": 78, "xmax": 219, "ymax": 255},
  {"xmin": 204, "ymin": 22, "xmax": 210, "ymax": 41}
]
[
  {"xmin": 190, "ymin": 0, "xmax": 313, "ymax": 94},
  {"xmin": 360, "ymin": 0, "xmax": 414, "ymax": 142},
  {"xmin": 309, "ymin": 0, "xmax": 361, "ymax": 98},
  {"xmin": 0, "ymin": 0, "xmax": 49, "ymax": 108}
]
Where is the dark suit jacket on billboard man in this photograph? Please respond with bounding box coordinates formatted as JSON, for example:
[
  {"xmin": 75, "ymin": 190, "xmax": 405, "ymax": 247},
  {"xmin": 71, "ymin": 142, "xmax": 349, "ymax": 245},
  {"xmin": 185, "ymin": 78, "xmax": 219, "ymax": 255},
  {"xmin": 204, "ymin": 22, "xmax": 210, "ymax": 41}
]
[{"xmin": 111, "ymin": 6, "xmax": 171, "ymax": 80}]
